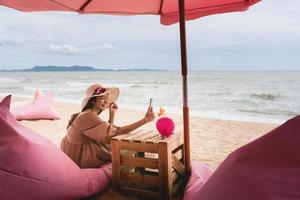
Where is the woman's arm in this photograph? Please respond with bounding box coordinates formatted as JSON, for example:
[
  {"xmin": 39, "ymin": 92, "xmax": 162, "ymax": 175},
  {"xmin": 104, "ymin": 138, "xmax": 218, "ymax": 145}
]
[
  {"xmin": 108, "ymin": 112, "xmax": 115, "ymax": 124},
  {"xmin": 119, "ymin": 107, "xmax": 155, "ymax": 134},
  {"xmin": 108, "ymin": 103, "xmax": 117, "ymax": 124},
  {"xmin": 118, "ymin": 118, "xmax": 148, "ymax": 134}
]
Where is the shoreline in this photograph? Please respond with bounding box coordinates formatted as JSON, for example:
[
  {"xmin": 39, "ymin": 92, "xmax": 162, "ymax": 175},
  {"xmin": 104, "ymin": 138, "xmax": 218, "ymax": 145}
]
[
  {"xmin": 3, "ymin": 93, "xmax": 285, "ymax": 124},
  {"xmin": 6, "ymin": 95, "xmax": 279, "ymax": 168}
]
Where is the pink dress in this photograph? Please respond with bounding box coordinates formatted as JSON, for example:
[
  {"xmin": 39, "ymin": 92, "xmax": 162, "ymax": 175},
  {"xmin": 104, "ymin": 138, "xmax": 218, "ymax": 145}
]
[{"xmin": 61, "ymin": 111, "xmax": 121, "ymax": 168}]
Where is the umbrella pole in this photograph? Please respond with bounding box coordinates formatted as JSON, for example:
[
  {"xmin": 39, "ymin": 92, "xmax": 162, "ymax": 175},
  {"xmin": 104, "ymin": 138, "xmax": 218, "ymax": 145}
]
[{"xmin": 178, "ymin": 0, "xmax": 191, "ymax": 173}]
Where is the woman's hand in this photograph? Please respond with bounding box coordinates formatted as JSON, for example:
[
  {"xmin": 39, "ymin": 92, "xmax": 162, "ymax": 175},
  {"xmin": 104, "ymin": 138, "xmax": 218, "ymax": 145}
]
[
  {"xmin": 109, "ymin": 102, "xmax": 118, "ymax": 115},
  {"xmin": 144, "ymin": 106, "xmax": 155, "ymax": 123}
]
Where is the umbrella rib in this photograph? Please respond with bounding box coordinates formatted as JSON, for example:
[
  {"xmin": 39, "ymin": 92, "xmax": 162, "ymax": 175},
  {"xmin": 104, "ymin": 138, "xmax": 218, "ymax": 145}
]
[
  {"xmin": 159, "ymin": 0, "xmax": 164, "ymax": 14},
  {"xmin": 165, "ymin": 0, "xmax": 249, "ymax": 15},
  {"xmin": 79, "ymin": 11, "xmax": 158, "ymax": 15},
  {"xmin": 79, "ymin": 0, "xmax": 93, "ymax": 12},
  {"xmin": 48, "ymin": 0, "xmax": 77, "ymax": 11}
]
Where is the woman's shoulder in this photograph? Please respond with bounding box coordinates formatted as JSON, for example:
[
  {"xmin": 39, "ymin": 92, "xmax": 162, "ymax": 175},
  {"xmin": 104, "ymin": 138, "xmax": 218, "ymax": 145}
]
[
  {"xmin": 77, "ymin": 110, "xmax": 101, "ymax": 120},
  {"xmin": 75, "ymin": 111, "xmax": 104, "ymax": 128},
  {"xmin": 78, "ymin": 110, "xmax": 95, "ymax": 117}
]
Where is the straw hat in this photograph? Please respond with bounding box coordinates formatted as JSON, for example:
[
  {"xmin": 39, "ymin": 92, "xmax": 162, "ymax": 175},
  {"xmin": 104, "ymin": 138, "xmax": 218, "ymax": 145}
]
[{"xmin": 81, "ymin": 83, "xmax": 119, "ymax": 110}]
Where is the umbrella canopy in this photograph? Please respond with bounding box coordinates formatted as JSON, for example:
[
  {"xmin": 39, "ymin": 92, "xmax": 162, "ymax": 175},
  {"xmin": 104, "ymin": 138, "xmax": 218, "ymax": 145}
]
[
  {"xmin": 0, "ymin": 0, "xmax": 261, "ymax": 173},
  {"xmin": 0, "ymin": 0, "xmax": 260, "ymax": 25}
]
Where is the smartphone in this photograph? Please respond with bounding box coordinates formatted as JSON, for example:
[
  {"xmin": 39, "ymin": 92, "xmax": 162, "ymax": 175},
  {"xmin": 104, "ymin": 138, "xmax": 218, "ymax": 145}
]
[{"xmin": 149, "ymin": 98, "xmax": 152, "ymax": 107}]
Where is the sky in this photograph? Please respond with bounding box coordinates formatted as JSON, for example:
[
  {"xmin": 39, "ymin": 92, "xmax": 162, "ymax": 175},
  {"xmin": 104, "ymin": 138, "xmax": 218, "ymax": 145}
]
[{"xmin": 0, "ymin": 1, "xmax": 300, "ymax": 71}]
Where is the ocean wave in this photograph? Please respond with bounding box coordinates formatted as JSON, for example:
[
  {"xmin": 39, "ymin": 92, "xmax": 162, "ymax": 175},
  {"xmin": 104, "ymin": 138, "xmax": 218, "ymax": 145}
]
[
  {"xmin": 57, "ymin": 88, "xmax": 85, "ymax": 92},
  {"xmin": 65, "ymin": 82, "xmax": 89, "ymax": 87},
  {"xmin": 130, "ymin": 80, "xmax": 172, "ymax": 85},
  {"xmin": 24, "ymin": 86, "xmax": 44, "ymax": 92},
  {"xmin": 22, "ymin": 78, "xmax": 32, "ymax": 83},
  {"xmin": 0, "ymin": 78, "xmax": 21, "ymax": 83},
  {"xmin": 65, "ymin": 76, "xmax": 89, "ymax": 80},
  {"xmin": 2, "ymin": 86, "xmax": 24, "ymax": 90},
  {"xmin": 24, "ymin": 86, "xmax": 82, "ymax": 93},
  {"xmin": 130, "ymin": 84, "xmax": 143, "ymax": 88},
  {"xmin": 250, "ymin": 93, "xmax": 280, "ymax": 101},
  {"xmin": 207, "ymin": 92, "xmax": 231, "ymax": 97},
  {"xmin": 237, "ymin": 109, "xmax": 298, "ymax": 117}
]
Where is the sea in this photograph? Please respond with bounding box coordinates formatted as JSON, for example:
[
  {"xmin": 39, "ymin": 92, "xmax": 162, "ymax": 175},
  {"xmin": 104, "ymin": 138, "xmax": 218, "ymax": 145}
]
[{"xmin": 0, "ymin": 71, "xmax": 299, "ymax": 124}]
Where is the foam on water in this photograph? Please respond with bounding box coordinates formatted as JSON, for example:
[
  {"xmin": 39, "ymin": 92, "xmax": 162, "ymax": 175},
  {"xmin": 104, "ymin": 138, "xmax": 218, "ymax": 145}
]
[{"xmin": 0, "ymin": 77, "xmax": 23, "ymax": 83}]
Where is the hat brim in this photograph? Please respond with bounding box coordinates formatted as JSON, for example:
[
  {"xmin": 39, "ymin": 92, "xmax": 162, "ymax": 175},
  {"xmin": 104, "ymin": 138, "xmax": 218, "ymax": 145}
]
[{"xmin": 81, "ymin": 87, "xmax": 119, "ymax": 110}]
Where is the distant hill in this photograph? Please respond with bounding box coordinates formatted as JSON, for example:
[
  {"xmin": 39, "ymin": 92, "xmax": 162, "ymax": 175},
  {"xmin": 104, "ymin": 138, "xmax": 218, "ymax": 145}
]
[
  {"xmin": 0, "ymin": 66, "xmax": 165, "ymax": 72},
  {"xmin": 24, "ymin": 66, "xmax": 106, "ymax": 72}
]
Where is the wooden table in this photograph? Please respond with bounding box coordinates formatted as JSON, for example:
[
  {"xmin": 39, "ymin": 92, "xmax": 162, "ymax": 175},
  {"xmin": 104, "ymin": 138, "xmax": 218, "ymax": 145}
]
[{"xmin": 111, "ymin": 130, "xmax": 185, "ymax": 200}]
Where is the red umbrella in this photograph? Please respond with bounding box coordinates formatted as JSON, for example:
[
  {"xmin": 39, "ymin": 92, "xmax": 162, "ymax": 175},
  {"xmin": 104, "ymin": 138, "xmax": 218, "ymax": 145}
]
[{"xmin": 0, "ymin": 0, "xmax": 261, "ymax": 172}]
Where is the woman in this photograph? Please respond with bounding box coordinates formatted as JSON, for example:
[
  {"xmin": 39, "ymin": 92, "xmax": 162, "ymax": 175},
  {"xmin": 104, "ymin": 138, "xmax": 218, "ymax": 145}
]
[{"xmin": 61, "ymin": 83, "xmax": 155, "ymax": 168}]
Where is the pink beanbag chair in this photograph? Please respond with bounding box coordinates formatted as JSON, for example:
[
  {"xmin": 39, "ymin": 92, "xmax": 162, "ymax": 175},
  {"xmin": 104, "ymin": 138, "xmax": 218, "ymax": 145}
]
[
  {"xmin": 0, "ymin": 95, "xmax": 111, "ymax": 200},
  {"xmin": 12, "ymin": 89, "xmax": 41, "ymax": 105},
  {"xmin": 183, "ymin": 162, "xmax": 214, "ymax": 200},
  {"xmin": 190, "ymin": 115, "xmax": 300, "ymax": 200},
  {"xmin": 10, "ymin": 91, "xmax": 60, "ymax": 120}
]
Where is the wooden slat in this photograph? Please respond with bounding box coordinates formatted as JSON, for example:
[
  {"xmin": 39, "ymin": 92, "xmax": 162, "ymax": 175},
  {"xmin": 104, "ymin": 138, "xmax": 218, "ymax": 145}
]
[
  {"xmin": 144, "ymin": 134, "xmax": 160, "ymax": 143},
  {"xmin": 172, "ymin": 170, "xmax": 178, "ymax": 183},
  {"xmin": 172, "ymin": 154, "xmax": 185, "ymax": 176},
  {"xmin": 121, "ymin": 171, "xmax": 160, "ymax": 186},
  {"xmin": 173, "ymin": 148, "xmax": 183, "ymax": 161},
  {"xmin": 158, "ymin": 143, "xmax": 166, "ymax": 196},
  {"xmin": 135, "ymin": 152, "xmax": 145, "ymax": 173},
  {"xmin": 160, "ymin": 132, "xmax": 180, "ymax": 144},
  {"xmin": 172, "ymin": 177, "xmax": 184, "ymax": 198},
  {"xmin": 170, "ymin": 137, "xmax": 184, "ymax": 153},
  {"xmin": 172, "ymin": 144, "xmax": 183, "ymax": 154},
  {"xmin": 120, "ymin": 165, "xmax": 135, "ymax": 173},
  {"xmin": 120, "ymin": 186, "xmax": 160, "ymax": 199},
  {"xmin": 145, "ymin": 152, "xmax": 158, "ymax": 159},
  {"xmin": 145, "ymin": 134, "xmax": 162, "ymax": 143},
  {"xmin": 121, "ymin": 155, "xmax": 159, "ymax": 169},
  {"xmin": 132, "ymin": 130, "xmax": 155, "ymax": 142},
  {"xmin": 158, "ymin": 142, "xmax": 173, "ymax": 199},
  {"xmin": 119, "ymin": 141, "xmax": 159, "ymax": 153},
  {"xmin": 143, "ymin": 170, "xmax": 159, "ymax": 176},
  {"xmin": 121, "ymin": 131, "xmax": 151, "ymax": 142},
  {"xmin": 162, "ymin": 133, "xmax": 184, "ymax": 152},
  {"xmin": 120, "ymin": 149, "xmax": 137, "ymax": 157},
  {"xmin": 113, "ymin": 129, "xmax": 144, "ymax": 140},
  {"xmin": 125, "ymin": 130, "xmax": 153, "ymax": 142},
  {"xmin": 112, "ymin": 139, "xmax": 121, "ymax": 190},
  {"xmin": 172, "ymin": 144, "xmax": 184, "ymax": 163},
  {"xmin": 166, "ymin": 146, "xmax": 173, "ymax": 199}
]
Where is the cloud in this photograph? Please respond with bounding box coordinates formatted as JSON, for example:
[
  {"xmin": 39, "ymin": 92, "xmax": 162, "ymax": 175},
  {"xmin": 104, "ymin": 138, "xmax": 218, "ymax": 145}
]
[
  {"xmin": 95, "ymin": 44, "xmax": 117, "ymax": 52},
  {"xmin": 33, "ymin": 44, "xmax": 79, "ymax": 55},
  {"xmin": 0, "ymin": 38, "xmax": 19, "ymax": 47},
  {"xmin": 32, "ymin": 43, "xmax": 118, "ymax": 56},
  {"xmin": 49, "ymin": 44, "xmax": 79, "ymax": 55}
]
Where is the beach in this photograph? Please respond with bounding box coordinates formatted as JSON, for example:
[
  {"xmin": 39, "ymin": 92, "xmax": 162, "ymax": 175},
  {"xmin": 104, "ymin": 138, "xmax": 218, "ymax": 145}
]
[
  {"xmin": 2, "ymin": 70, "xmax": 297, "ymax": 199},
  {"xmin": 2, "ymin": 85, "xmax": 289, "ymax": 200},
  {"xmin": 15, "ymin": 98, "xmax": 278, "ymax": 168}
]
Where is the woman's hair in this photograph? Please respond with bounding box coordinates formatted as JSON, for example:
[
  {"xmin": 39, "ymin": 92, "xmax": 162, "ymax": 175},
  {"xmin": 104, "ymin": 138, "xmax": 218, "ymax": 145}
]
[{"xmin": 66, "ymin": 96, "xmax": 102, "ymax": 129}]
